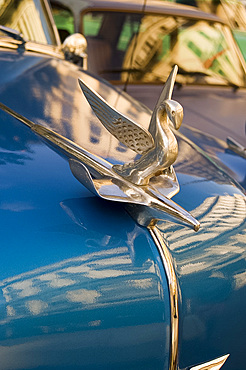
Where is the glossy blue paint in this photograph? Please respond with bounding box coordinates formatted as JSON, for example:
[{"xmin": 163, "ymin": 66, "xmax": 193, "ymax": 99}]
[
  {"xmin": 158, "ymin": 136, "xmax": 246, "ymax": 370},
  {"xmin": 1, "ymin": 29, "xmax": 246, "ymax": 370},
  {"xmin": 0, "ymin": 109, "xmax": 171, "ymax": 369},
  {"xmin": 179, "ymin": 125, "xmax": 246, "ymax": 191}
]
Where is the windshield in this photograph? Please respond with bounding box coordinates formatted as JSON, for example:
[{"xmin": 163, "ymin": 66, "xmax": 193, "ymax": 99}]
[
  {"xmin": 82, "ymin": 11, "xmax": 246, "ymax": 87},
  {"xmin": 0, "ymin": 0, "xmax": 57, "ymax": 45}
]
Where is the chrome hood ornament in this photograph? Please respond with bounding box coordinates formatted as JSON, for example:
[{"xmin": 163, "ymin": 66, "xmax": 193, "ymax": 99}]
[
  {"xmin": 77, "ymin": 65, "xmax": 199, "ymax": 231},
  {"xmin": 0, "ymin": 66, "xmax": 200, "ymax": 231},
  {"xmin": 79, "ymin": 66, "xmax": 182, "ymax": 186}
]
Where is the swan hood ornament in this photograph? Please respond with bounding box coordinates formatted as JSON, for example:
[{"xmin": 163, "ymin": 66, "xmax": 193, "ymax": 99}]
[
  {"xmin": 77, "ymin": 65, "xmax": 199, "ymax": 231},
  {"xmin": 79, "ymin": 65, "xmax": 183, "ymax": 186},
  {"xmin": 0, "ymin": 65, "xmax": 200, "ymax": 231}
]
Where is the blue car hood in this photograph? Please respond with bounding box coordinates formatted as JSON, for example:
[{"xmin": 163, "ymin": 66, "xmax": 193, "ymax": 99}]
[{"xmin": 0, "ymin": 49, "xmax": 245, "ymax": 370}]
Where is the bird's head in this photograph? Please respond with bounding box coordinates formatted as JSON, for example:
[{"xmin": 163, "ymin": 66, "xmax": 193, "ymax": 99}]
[{"xmin": 163, "ymin": 99, "xmax": 183, "ymax": 130}]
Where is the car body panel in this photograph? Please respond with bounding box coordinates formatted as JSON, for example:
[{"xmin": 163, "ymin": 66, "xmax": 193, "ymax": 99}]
[
  {"xmin": 179, "ymin": 124, "xmax": 246, "ymax": 191},
  {"xmin": 0, "ymin": 46, "xmax": 245, "ymax": 369},
  {"xmin": 1, "ymin": 2, "xmax": 246, "ymax": 369},
  {"xmin": 0, "ymin": 50, "xmax": 171, "ymax": 369},
  {"xmin": 0, "ymin": 127, "xmax": 171, "ymax": 369},
  {"xmin": 159, "ymin": 189, "xmax": 246, "ymax": 370},
  {"xmin": 158, "ymin": 129, "xmax": 246, "ymax": 369}
]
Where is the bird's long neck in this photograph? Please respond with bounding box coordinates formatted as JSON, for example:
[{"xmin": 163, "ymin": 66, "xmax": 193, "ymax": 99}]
[{"xmin": 148, "ymin": 106, "xmax": 168, "ymax": 140}]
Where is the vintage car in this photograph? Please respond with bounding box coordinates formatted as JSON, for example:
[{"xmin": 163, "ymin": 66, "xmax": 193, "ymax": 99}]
[{"xmin": 0, "ymin": 0, "xmax": 245, "ymax": 370}]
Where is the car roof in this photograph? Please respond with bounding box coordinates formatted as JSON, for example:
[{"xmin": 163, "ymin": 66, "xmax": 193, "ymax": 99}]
[{"xmin": 80, "ymin": 0, "xmax": 226, "ymax": 24}]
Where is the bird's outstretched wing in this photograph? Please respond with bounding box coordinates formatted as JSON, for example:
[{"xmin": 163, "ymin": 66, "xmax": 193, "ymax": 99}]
[{"xmin": 79, "ymin": 79, "xmax": 154, "ymax": 155}]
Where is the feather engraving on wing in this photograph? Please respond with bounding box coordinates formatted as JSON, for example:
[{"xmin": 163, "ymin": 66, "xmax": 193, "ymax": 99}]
[{"xmin": 79, "ymin": 80, "xmax": 154, "ymax": 154}]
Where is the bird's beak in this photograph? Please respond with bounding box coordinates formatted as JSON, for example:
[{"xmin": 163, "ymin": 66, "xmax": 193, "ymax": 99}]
[
  {"xmin": 173, "ymin": 106, "xmax": 183, "ymax": 130},
  {"xmin": 165, "ymin": 100, "xmax": 183, "ymax": 130}
]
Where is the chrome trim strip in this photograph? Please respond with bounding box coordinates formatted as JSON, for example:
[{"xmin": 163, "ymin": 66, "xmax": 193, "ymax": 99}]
[
  {"xmin": 148, "ymin": 226, "xmax": 179, "ymax": 370},
  {"xmin": 0, "ymin": 38, "xmax": 63, "ymax": 59},
  {"xmin": 149, "ymin": 227, "xmax": 230, "ymax": 370},
  {"xmin": 189, "ymin": 354, "xmax": 230, "ymax": 370}
]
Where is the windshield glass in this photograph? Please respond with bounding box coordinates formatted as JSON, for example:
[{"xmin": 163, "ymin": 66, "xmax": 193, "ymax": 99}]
[
  {"xmin": 0, "ymin": 0, "xmax": 57, "ymax": 45},
  {"xmin": 82, "ymin": 10, "xmax": 246, "ymax": 87}
]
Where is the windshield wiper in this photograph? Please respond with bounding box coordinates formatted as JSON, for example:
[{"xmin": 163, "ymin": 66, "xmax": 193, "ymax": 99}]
[
  {"xmin": 177, "ymin": 66, "xmax": 240, "ymax": 89},
  {"xmin": 177, "ymin": 68, "xmax": 211, "ymax": 78},
  {"xmin": 0, "ymin": 25, "xmax": 26, "ymax": 48}
]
